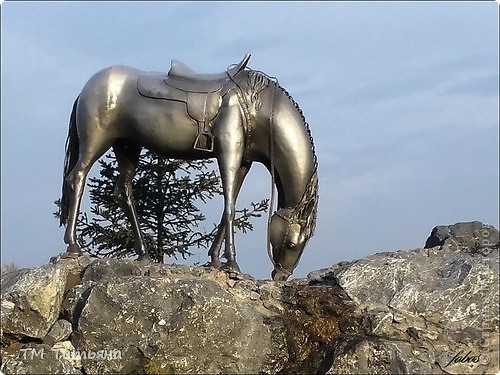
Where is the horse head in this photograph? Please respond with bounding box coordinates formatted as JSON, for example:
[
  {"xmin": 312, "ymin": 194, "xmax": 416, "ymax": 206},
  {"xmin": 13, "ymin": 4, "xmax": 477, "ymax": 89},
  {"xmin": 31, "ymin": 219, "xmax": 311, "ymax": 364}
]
[{"xmin": 269, "ymin": 208, "xmax": 308, "ymax": 281}]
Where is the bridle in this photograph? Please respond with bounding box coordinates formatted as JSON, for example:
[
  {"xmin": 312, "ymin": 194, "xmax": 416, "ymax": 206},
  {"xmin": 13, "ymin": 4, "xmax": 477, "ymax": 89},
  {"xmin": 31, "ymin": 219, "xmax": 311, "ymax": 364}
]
[
  {"xmin": 264, "ymin": 77, "xmax": 306, "ymax": 280},
  {"xmin": 229, "ymin": 67, "xmax": 298, "ymax": 280},
  {"xmin": 268, "ymin": 211, "xmax": 300, "ymax": 278}
]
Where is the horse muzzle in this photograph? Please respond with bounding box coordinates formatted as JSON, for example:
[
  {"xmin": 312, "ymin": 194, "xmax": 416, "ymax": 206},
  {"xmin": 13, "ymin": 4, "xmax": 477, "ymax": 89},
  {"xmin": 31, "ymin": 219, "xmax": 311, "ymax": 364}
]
[{"xmin": 271, "ymin": 268, "xmax": 291, "ymax": 281}]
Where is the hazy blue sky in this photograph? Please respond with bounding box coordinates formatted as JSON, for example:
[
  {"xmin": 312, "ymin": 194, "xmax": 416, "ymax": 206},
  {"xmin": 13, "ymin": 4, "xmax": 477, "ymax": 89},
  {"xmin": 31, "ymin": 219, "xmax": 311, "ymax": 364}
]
[{"xmin": 1, "ymin": 2, "xmax": 498, "ymax": 279}]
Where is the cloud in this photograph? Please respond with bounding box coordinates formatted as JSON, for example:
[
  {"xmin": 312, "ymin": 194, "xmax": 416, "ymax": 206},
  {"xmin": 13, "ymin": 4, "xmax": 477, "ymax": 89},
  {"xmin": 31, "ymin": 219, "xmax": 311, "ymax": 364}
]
[{"xmin": 442, "ymin": 73, "xmax": 499, "ymax": 97}]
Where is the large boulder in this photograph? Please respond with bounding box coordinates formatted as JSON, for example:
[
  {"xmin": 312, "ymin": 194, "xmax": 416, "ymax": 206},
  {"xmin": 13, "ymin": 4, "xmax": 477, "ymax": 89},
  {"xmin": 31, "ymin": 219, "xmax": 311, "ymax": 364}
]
[
  {"xmin": 309, "ymin": 221, "xmax": 499, "ymax": 374},
  {"xmin": 1, "ymin": 256, "xmax": 92, "ymax": 340},
  {"xmin": 424, "ymin": 221, "xmax": 499, "ymax": 253},
  {"xmin": 1, "ymin": 341, "xmax": 82, "ymax": 374},
  {"xmin": 71, "ymin": 261, "xmax": 284, "ymax": 374},
  {"xmin": 1, "ymin": 221, "xmax": 498, "ymax": 374}
]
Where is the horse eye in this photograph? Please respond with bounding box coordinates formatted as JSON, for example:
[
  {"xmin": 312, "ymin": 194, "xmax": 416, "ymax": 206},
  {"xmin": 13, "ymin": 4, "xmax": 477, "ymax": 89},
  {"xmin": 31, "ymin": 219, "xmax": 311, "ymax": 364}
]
[{"xmin": 286, "ymin": 241, "xmax": 296, "ymax": 249}]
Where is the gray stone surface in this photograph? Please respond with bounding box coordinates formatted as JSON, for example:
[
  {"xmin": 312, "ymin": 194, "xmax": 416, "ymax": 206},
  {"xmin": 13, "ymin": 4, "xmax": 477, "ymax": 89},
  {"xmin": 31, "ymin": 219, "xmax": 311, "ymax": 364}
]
[
  {"xmin": 310, "ymin": 221, "xmax": 499, "ymax": 374},
  {"xmin": 1, "ymin": 342, "xmax": 82, "ymax": 374},
  {"xmin": 424, "ymin": 221, "xmax": 499, "ymax": 255},
  {"xmin": 43, "ymin": 319, "xmax": 73, "ymax": 345},
  {"xmin": 1, "ymin": 222, "xmax": 499, "ymax": 374},
  {"xmin": 72, "ymin": 262, "xmax": 282, "ymax": 374},
  {"xmin": 1, "ymin": 264, "xmax": 68, "ymax": 339},
  {"xmin": 326, "ymin": 338, "xmax": 436, "ymax": 374},
  {"xmin": 1, "ymin": 255, "xmax": 92, "ymax": 340}
]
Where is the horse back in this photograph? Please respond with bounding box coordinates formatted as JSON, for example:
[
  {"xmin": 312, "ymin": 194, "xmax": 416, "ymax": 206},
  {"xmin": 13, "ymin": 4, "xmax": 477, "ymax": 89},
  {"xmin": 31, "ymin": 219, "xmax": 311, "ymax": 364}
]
[{"xmin": 78, "ymin": 66, "xmax": 211, "ymax": 158}]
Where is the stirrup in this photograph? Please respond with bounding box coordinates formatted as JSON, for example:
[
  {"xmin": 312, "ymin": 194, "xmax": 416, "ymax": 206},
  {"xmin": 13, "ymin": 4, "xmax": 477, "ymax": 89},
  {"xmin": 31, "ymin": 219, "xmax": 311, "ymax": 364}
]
[{"xmin": 194, "ymin": 132, "xmax": 215, "ymax": 152}]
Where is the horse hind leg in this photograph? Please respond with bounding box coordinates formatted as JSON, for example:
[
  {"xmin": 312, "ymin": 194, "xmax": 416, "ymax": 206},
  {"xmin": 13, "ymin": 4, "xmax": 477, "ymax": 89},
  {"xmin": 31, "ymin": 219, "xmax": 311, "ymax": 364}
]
[
  {"xmin": 63, "ymin": 138, "xmax": 114, "ymax": 256},
  {"xmin": 113, "ymin": 143, "xmax": 151, "ymax": 262}
]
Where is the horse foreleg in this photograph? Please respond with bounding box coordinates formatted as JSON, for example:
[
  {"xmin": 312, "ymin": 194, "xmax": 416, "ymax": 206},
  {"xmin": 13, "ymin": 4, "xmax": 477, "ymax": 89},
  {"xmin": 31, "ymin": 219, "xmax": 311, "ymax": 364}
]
[
  {"xmin": 215, "ymin": 105, "xmax": 245, "ymax": 272},
  {"xmin": 113, "ymin": 144, "xmax": 151, "ymax": 262},
  {"xmin": 208, "ymin": 162, "xmax": 251, "ymax": 267}
]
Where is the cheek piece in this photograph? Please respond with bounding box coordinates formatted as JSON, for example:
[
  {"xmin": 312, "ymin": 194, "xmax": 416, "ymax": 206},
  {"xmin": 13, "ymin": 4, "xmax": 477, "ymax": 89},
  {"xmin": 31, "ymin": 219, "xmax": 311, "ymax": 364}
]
[{"xmin": 270, "ymin": 216, "xmax": 302, "ymax": 280}]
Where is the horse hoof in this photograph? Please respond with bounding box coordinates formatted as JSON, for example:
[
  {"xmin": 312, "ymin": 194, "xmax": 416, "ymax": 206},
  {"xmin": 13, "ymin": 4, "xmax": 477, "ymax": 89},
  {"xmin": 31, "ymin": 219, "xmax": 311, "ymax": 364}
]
[
  {"xmin": 137, "ymin": 253, "xmax": 152, "ymax": 263},
  {"xmin": 63, "ymin": 244, "xmax": 82, "ymax": 258},
  {"xmin": 271, "ymin": 269, "xmax": 290, "ymax": 281},
  {"xmin": 222, "ymin": 261, "xmax": 241, "ymax": 273},
  {"xmin": 61, "ymin": 251, "xmax": 82, "ymax": 259},
  {"xmin": 206, "ymin": 258, "xmax": 222, "ymax": 268}
]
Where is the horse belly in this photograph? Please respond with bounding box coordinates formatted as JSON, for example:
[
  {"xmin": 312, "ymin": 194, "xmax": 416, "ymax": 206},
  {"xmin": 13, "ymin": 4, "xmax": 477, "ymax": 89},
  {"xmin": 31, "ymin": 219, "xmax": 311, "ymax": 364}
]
[{"xmin": 125, "ymin": 100, "xmax": 207, "ymax": 158}]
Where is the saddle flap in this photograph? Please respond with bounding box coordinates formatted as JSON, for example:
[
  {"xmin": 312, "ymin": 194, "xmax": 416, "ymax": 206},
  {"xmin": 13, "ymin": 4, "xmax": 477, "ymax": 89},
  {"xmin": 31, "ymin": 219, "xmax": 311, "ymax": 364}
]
[
  {"xmin": 186, "ymin": 92, "xmax": 222, "ymax": 122},
  {"xmin": 137, "ymin": 74, "xmax": 223, "ymax": 123}
]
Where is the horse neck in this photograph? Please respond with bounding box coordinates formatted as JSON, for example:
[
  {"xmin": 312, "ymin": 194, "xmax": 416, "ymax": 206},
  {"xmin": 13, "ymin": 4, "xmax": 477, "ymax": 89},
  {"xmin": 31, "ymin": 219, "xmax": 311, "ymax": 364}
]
[
  {"xmin": 268, "ymin": 87, "xmax": 317, "ymax": 210},
  {"xmin": 240, "ymin": 69, "xmax": 318, "ymax": 231},
  {"xmin": 270, "ymin": 90, "xmax": 318, "ymax": 241}
]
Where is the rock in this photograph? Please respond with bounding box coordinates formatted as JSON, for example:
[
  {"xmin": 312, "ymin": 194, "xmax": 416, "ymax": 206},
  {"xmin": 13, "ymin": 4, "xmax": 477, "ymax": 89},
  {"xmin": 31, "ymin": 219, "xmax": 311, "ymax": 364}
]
[
  {"xmin": 326, "ymin": 338, "xmax": 437, "ymax": 374},
  {"xmin": 311, "ymin": 221, "xmax": 499, "ymax": 374},
  {"xmin": 1, "ymin": 222, "xmax": 498, "ymax": 374},
  {"xmin": 43, "ymin": 319, "xmax": 73, "ymax": 345},
  {"xmin": 1, "ymin": 342, "xmax": 82, "ymax": 374},
  {"xmin": 1, "ymin": 264, "xmax": 68, "ymax": 340},
  {"xmin": 71, "ymin": 259, "xmax": 284, "ymax": 374},
  {"xmin": 424, "ymin": 221, "xmax": 499, "ymax": 255},
  {"xmin": 277, "ymin": 284, "xmax": 365, "ymax": 374},
  {"xmin": 1, "ymin": 255, "xmax": 93, "ymax": 341},
  {"xmin": 316, "ymin": 247, "xmax": 498, "ymax": 331},
  {"xmin": 51, "ymin": 341, "xmax": 82, "ymax": 369}
]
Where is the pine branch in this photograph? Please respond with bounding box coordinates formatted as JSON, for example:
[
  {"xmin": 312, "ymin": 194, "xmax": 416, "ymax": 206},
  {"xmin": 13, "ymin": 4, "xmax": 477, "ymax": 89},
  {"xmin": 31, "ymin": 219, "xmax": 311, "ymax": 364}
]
[{"xmin": 54, "ymin": 151, "xmax": 268, "ymax": 262}]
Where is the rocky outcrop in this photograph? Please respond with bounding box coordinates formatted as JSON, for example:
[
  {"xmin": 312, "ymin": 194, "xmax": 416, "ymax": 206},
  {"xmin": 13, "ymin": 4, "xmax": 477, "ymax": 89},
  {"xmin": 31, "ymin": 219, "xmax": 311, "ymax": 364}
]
[
  {"xmin": 1, "ymin": 256, "xmax": 92, "ymax": 340},
  {"xmin": 309, "ymin": 221, "xmax": 499, "ymax": 374},
  {"xmin": 1, "ymin": 222, "xmax": 499, "ymax": 374}
]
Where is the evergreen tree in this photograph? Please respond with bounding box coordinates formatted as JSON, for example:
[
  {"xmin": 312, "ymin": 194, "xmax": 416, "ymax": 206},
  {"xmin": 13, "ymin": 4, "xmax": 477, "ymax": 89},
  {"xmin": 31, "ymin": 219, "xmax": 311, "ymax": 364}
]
[{"xmin": 55, "ymin": 151, "xmax": 268, "ymax": 263}]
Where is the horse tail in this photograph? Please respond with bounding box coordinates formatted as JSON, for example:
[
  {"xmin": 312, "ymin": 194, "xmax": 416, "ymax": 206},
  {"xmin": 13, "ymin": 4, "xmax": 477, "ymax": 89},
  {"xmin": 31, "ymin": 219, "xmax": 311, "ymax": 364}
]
[{"xmin": 60, "ymin": 96, "xmax": 80, "ymax": 226}]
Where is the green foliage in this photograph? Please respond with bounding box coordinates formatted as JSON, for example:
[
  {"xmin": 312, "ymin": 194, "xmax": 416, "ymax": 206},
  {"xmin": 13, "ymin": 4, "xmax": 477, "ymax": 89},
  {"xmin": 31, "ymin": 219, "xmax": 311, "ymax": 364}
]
[{"xmin": 55, "ymin": 151, "xmax": 268, "ymax": 262}]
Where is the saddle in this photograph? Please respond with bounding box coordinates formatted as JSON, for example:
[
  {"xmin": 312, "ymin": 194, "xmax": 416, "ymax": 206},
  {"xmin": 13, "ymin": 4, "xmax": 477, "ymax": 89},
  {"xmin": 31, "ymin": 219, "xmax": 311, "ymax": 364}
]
[{"xmin": 137, "ymin": 54, "xmax": 251, "ymax": 152}]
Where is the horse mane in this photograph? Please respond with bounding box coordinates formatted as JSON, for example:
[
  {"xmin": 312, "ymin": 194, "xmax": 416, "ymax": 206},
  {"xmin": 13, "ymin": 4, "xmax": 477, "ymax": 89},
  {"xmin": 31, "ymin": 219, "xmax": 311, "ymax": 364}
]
[{"xmin": 246, "ymin": 69, "xmax": 319, "ymax": 243}]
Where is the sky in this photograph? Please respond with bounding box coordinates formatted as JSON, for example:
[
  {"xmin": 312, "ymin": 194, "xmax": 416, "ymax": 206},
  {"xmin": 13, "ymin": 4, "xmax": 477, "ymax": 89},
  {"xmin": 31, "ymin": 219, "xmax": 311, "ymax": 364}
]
[{"xmin": 1, "ymin": 1, "xmax": 498, "ymax": 280}]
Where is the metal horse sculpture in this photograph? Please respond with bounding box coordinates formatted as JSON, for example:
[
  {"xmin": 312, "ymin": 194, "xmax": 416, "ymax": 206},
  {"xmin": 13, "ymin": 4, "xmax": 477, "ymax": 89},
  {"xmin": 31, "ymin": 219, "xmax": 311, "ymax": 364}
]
[{"xmin": 60, "ymin": 53, "xmax": 318, "ymax": 280}]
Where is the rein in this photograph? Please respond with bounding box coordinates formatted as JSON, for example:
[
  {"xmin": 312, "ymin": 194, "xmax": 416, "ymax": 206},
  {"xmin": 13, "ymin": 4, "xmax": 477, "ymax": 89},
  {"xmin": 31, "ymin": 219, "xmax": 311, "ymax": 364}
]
[
  {"xmin": 267, "ymin": 83, "xmax": 278, "ymax": 271},
  {"xmin": 238, "ymin": 68, "xmax": 282, "ymax": 273},
  {"xmin": 232, "ymin": 68, "xmax": 296, "ymax": 279},
  {"xmin": 266, "ymin": 81, "xmax": 292, "ymax": 279}
]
